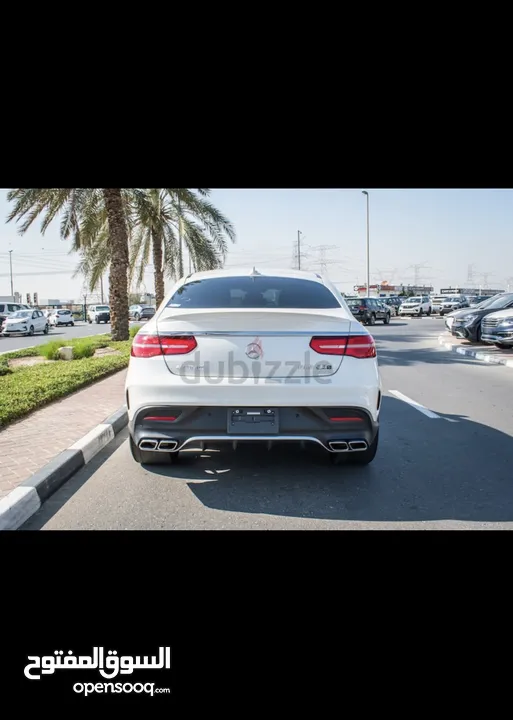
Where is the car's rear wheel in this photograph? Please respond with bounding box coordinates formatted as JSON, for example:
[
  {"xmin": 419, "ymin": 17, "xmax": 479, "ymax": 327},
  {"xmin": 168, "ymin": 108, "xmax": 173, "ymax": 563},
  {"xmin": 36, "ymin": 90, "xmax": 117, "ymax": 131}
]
[
  {"xmin": 427, "ymin": 309, "xmax": 432, "ymax": 316},
  {"xmin": 44, "ymin": 324, "xmax": 49, "ymax": 334},
  {"xmin": 28, "ymin": 325, "xmax": 34, "ymax": 336},
  {"xmin": 129, "ymin": 436, "xmax": 179, "ymax": 465},
  {"xmin": 134, "ymin": 312, "xmax": 140, "ymax": 321},
  {"xmin": 418, "ymin": 309, "xmax": 423, "ymax": 317},
  {"xmin": 369, "ymin": 313, "xmax": 376, "ymax": 326},
  {"xmin": 383, "ymin": 313, "xmax": 390, "ymax": 325}
]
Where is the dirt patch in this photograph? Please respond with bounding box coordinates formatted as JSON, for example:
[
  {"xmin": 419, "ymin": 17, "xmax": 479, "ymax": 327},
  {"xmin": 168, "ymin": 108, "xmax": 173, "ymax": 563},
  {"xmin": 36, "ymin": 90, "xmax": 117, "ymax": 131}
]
[
  {"xmin": 94, "ymin": 347, "xmax": 122, "ymax": 357},
  {"xmin": 8, "ymin": 356, "xmax": 52, "ymax": 368}
]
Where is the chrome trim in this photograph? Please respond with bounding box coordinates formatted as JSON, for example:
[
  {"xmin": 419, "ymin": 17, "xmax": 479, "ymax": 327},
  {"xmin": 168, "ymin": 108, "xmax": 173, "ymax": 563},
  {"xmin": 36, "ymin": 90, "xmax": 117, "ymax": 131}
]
[
  {"xmin": 348, "ymin": 440, "xmax": 368, "ymax": 451},
  {"xmin": 155, "ymin": 330, "xmax": 368, "ymax": 338},
  {"xmin": 139, "ymin": 439, "xmax": 158, "ymax": 450},
  {"xmin": 328, "ymin": 441, "xmax": 349, "ymax": 452},
  {"xmin": 158, "ymin": 440, "xmax": 178, "ymax": 451}
]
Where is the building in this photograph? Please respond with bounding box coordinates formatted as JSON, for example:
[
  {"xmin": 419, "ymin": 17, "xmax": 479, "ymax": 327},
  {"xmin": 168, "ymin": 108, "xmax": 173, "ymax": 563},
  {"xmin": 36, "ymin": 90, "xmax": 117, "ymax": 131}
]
[
  {"xmin": 353, "ymin": 282, "xmax": 434, "ymax": 298},
  {"xmin": 439, "ymin": 287, "xmax": 504, "ymax": 296}
]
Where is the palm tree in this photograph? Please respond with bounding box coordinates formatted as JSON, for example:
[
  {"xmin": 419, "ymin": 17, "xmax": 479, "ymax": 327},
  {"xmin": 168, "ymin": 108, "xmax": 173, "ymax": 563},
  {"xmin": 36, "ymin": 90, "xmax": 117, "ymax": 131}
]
[
  {"xmin": 130, "ymin": 189, "xmax": 236, "ymax": 308},
  {"xmin": 6, "ymin": 188, "xmax": 133, "ymax": 341},
  {"xmin": 75, "ymin": 189, "xmax": 236, "ymax": 310}
]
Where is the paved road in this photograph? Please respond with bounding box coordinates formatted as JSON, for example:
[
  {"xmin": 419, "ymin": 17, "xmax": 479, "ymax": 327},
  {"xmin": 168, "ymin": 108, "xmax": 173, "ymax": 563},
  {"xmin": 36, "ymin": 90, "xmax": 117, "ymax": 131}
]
[
  {"xmin": 0, "ymin": 320, "xmax": 142, "ymax": 353},
  {"xmin": 22, "ymin": 316, "xmax": 513, "ymax": 530}
]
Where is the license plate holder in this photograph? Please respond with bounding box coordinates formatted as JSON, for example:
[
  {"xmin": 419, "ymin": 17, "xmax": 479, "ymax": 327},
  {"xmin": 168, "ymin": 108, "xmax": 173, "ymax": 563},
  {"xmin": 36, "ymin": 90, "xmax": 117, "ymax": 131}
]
[{"xmin": 227, "ymin": 408, "xmax": 279, "ymax": 434}]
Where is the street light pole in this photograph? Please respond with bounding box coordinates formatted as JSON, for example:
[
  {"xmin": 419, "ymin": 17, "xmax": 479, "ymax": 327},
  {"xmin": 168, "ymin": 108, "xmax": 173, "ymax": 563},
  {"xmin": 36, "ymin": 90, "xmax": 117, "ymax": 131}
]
[
  {"xmin": 297, "ymin": 230, "xmax": 302, "ymax": 270},
  {"xmin": 362, "ymin": 191, "xmax": 370, "ymax": 297},
  {"xmin": 9, "ymin": 250, "xmax": 14, "ymax": 298}
]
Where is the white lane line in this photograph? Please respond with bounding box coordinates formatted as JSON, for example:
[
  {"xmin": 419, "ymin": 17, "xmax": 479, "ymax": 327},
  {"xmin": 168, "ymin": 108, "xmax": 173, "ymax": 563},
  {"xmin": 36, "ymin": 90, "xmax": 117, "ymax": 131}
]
[{"xmin": 389, "ymin": 390, "xmax": 441, "ymax": 419}]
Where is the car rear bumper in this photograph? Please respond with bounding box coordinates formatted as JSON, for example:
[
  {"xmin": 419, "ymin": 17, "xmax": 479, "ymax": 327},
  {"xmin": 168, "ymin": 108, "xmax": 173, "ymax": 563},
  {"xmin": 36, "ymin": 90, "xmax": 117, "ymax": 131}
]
[{"xmin": 129, "ymin": 404, "xmax": 379, "ymax": 453}]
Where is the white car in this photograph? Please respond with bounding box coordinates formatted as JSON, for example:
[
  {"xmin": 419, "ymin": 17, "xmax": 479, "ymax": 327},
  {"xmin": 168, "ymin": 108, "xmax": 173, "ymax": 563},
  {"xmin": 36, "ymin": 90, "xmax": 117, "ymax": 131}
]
[
  {"xmin": 430, "ymin": 296, "xmax": 447, "ymax": 314},
  {"xmin": 480, "ymin": 309, "xmax": 513, "ymax": 350},
  {"xmin": 49, "ymin": 309, "xmax": 75, "ymax": 327},
  {"xmin": 2, "ymin": 309, "xmax": 49, "ymax": 336},
  {"xmin": 438, "ymin": 295, "xmax": 469, "ymax": 316},
  {"xmin": 126, "ymin": 268, "xmax": 382, "ymax": 467},
  {"xmin": 398, "ymin": 295, "xmax": 432, "ymax": 317}
]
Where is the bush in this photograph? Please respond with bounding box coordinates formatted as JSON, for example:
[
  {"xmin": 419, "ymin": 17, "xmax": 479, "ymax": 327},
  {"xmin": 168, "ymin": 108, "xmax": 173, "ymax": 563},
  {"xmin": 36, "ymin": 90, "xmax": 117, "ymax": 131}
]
[
  {"xmin": 0, "ymin": 357, "xmax": 11, "ymax": 376},
  {"xmin": 70, "ymin": 338, "xmax": 96, "ymax": 359},
  {"xmin": 130, "ymin": 324, "xmax": 142, "ymax": 339}
]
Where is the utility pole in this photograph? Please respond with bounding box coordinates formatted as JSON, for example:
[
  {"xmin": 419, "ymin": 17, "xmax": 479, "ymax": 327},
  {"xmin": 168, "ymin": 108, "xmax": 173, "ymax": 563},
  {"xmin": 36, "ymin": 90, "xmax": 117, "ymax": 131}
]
[
  {"xmin": 9, "ymin": 250, "xmax": 14, "ymax": 298},
  {"xmin": 297, "ymin": 230, "xmax": 302, "ymax": 270},
  {"xmin": 362, "ymin": 191, "xmax": 370, "ymax": 297}
]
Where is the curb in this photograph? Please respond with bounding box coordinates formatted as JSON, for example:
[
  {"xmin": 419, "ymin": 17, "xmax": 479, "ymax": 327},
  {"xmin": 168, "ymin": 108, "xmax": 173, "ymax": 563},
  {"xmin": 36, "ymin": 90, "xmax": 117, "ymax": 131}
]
[
  {"xmin": 0, "ymin": 405, "xmax": 128, "ymax": 531},
  {"xmin": 438, "ymin": 335, "xmax": 513, "ymax": 368}
]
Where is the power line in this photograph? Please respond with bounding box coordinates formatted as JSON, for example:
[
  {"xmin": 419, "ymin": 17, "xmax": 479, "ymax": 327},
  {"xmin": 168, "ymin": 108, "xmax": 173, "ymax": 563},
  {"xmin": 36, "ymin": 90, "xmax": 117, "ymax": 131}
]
[{"xmin": 406, "ymin": 262, "xmax": 432, "ymax": 286}]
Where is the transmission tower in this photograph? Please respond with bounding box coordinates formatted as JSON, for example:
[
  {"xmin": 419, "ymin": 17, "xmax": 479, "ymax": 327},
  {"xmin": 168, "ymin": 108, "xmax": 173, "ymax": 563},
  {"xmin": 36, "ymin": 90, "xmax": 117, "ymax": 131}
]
[
  {"xmin": 506, "ymin": 276, "xmax": 513, "ymax": 292},
  {"xmin": 477, "ymin": 271, "xmax": 493, "ymax": 288},
  {"xmin": 407, "ymin": 262, "xmax": 432, "ymax": 286},
  {"xmin": 467, "ymin": 264, "xmax": 476, "ymax": 283},
  {"xmin": 307, "ymin": 244, "xmax": 339, "ymax": 273}
]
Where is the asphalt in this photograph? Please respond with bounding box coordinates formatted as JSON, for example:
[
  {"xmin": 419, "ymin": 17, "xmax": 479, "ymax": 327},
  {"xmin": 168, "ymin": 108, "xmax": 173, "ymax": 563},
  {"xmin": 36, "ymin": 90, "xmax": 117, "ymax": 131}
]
[{"xmin": 21, "ymin": 316, "xmax": 513, "ymax": 530}]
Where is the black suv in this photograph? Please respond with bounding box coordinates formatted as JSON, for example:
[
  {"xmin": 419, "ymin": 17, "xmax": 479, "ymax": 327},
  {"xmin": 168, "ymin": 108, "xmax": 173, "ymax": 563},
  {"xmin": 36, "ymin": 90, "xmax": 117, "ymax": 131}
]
[
  {"xmin": 346, "ymin": 297, "xmax": 391, "ymax": 325},
  {"xmin": 449, "ymin": 292, "xmax": 513, "ymax": 343}
]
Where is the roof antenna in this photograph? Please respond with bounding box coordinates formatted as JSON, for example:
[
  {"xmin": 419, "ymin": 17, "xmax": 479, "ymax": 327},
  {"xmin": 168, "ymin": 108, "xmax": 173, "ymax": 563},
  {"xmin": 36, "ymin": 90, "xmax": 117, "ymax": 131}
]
[{"xmin": 250, "ymin": 266, "xmax": 262, "ymax": 279}]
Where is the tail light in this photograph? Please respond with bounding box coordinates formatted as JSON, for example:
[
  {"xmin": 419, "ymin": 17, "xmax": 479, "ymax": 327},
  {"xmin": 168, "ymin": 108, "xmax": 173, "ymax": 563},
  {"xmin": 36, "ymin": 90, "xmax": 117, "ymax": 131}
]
[
  {"xmin": 310, "ymin": 335, "xmax": 376, "ymax": 359},
  {"xmin": 359, "ymin": 305, "xmax": 366, "ymax": 311},
  {"xmin": 131, "ymin": 333, "xmax": 197, "ymax": 358}
]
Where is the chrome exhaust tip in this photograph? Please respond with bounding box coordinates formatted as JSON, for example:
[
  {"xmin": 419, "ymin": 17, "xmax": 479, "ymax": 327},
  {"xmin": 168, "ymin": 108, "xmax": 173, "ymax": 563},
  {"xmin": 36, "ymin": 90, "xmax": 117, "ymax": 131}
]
[
  {"xmin": 329, "ymin": 441, "xmax": 349, "ymax": 452},
  {"xmin": 139, "ymin": 439, "xmax": 158, "ymax": 450},
  {"xmin": 158, "ymin": 440, "xmax": 178, "ymax": 451},
  {"xmin": 348, "ymin": 440, "xmax": 367, "ymax": 451}
]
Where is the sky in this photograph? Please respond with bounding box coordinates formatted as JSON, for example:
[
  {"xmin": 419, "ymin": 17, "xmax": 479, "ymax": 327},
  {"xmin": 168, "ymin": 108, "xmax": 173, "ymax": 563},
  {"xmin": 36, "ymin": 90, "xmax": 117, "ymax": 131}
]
[{"xmin": 1, "ymin": 188, "xmax": 512, "ymax": 302}]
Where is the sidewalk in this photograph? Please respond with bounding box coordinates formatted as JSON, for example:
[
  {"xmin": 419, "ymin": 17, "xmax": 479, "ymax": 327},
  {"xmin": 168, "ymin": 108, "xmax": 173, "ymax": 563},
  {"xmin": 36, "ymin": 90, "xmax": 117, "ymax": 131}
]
[
  {"xmin": 438, "ymin": 333, "xmax": 513, "ymax": 369},
  {"xmin": 0, "ymin": 370, "xmax": 127, "ymax": 501}
]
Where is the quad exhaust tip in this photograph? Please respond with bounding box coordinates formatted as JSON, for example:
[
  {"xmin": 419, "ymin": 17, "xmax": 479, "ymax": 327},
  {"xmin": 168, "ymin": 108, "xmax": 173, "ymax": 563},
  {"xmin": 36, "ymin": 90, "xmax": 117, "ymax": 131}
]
[
  {"xmin": 348, "ymin": 440, "xmax": 367, "ymax": 451},
  {"xmin": 329, "ymin": 441, "xmax": 349, "ymax": 452},
  {"xmin": 158, "ymin": 440, "xmax": 178, "ymax": 451},
  {"xmin": 139, "ymin": 439, "xmax": 158, "ymax": 450}
]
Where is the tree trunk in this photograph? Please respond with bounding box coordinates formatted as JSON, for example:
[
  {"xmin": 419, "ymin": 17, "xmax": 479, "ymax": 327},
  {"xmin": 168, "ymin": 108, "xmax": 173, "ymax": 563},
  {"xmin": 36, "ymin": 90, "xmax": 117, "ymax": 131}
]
[
  {"xmin": 152, "ymin": 231, "xmax": 165, "ymax": 309},
  {"xmin": 103, "ymin": 188, "xmax": 129, "ymax": 341}
]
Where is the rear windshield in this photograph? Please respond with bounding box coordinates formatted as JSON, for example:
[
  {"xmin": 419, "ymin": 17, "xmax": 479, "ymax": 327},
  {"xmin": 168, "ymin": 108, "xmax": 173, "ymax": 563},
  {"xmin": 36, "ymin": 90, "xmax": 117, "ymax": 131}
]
[
  {"xmin": 95, "ymin": 306, "xmax": 110, "ymax": 312},
  {"xmin": 166, "ymin": 276, "xmax": 341, "ymax": 309}
]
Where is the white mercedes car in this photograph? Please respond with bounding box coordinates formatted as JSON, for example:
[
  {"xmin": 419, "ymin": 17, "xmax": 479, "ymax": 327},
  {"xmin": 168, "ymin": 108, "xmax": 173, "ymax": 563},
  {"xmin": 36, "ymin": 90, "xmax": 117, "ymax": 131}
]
[{"xmin": 125, "ymin": 268, "xmax": 382, "ymax": 466}]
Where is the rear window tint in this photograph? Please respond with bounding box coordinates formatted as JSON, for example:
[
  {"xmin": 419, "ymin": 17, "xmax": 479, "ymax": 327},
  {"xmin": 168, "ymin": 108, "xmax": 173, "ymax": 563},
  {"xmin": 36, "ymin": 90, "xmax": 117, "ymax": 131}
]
[{"xmin": 166, "ymin": 276, "xmax": 341, "ymax": 309}]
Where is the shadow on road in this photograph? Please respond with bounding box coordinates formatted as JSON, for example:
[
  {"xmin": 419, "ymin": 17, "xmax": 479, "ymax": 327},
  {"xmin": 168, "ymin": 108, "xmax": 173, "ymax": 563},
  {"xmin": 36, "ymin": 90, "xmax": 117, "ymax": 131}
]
[
  {"xmin": 135, "ymin": 396, "xmax": 513, "ymax": 524},
  {"xmin": 22, "ymin": 392, "xmax": 513, "ymax": 528},
  {"xmin": 376, "ymin": 346, "xmax": 493, "ymax": 367}
]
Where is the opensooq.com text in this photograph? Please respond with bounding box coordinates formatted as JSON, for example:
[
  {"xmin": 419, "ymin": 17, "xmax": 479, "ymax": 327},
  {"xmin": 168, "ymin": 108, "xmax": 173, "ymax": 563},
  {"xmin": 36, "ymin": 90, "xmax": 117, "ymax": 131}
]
[{"xmin": 74, "ymin": 682, "xmax": 170, "ymax": 696}]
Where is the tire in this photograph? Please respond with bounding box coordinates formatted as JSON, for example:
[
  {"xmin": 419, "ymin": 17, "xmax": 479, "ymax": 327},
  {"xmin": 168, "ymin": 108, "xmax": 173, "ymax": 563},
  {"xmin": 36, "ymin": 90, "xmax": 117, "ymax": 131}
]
[
  {"xmin": 369, "ymin": 314, "xmax": 376, "ymax": 326},
  {"xmin": 383, "ymin": 313, "xmax": 390, "ymax": 325},
  {"xmin": 427, "ymin": 309, "xmax": 432, "ymax": 316},
  {"xmin": 134, "ymin": 313, "xmax": 140, "ymax": 321},
  {"xmin": 418, "ymin": 309, "xmax": 423, "ymax": 317},
  {"xmin": 495, "ymin": 342, "xmax": 511, "ymax": 350},
  {"xmin": 71, "ymin": 322, "xmax": 74, "ymax": 327},
  {"xmin": 95, "ymin": 316, "xmax": 99, "ymax": 324},
  {"xmin": 88, "ymin": 319, "xmax": 92, "ymax": 324},
  {"xmin": 44, "ymin": 324, "xmax": 49, "ymax": 335},
  {"xmin": 129, "ymin": 436, "xmax": 179, "ymax": 466},
  {"xmin": 28, "ymin": 325, "xmax": 34, "ymax": 336}
]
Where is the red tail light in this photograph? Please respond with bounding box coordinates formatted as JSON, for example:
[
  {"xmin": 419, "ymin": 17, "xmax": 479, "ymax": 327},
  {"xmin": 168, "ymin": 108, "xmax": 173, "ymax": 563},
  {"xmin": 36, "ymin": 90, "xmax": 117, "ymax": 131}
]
[
  {"xmin": 310, "ymin": 335, "xmax": 376, "ymax": 358},
  {"xmin": 131, "ymin": 333, "xmax": 197, "ymax": 358}
]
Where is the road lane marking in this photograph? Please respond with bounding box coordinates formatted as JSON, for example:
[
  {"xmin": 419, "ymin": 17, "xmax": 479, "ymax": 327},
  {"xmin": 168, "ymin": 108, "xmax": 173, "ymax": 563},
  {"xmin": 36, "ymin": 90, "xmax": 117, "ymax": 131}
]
[{"xmin": 389, "ymin": 390, "xmax": 441, "ymax": 419}]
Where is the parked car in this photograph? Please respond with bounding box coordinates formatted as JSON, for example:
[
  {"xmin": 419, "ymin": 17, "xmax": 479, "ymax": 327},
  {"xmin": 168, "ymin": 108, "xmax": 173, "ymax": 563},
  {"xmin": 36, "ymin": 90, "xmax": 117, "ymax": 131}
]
[
  {"xmin": 398, "ymin": 295, "xmax": 432, "ymax": 317},
  {"xmin": 468, "ymin": 295, "xmax": 492, "ymax": 308},
  {"xmin": 129, "ymin": 304, "xmax": 156, "ymax": 321},
  {"xmin": 87, "ymin": 305, "xmax": 110, "ymax": 324},
  {"xmin": 346, "ymin": 297, "xmax": 391, "ymax": 325},
  {"xmin": 382, "ymin": 297, "xmax": 401, "ymax": 316},
  {"xmin": 430, "ymin": 295, "xmax": 447, "ymax": 315},
  {"xmin": 49, "ymin": 309, "xmax": 75, "ymax": 327},
  {"xmin": 127, "ymin": 268, "xmax": 382, "ymax": 467},
  {"xmin": 448, "ymin": 292, "xmax": 513, "ymax": 343},
  {"xmin": 0, "ymin": 302, "xmax": 31, "ymax": 332},
  {"xmin": 481, "ymin": 309, "xmax": 513, "ymax": 349},
  {"xmin": 2, "ymin": 309, "xmax": 49, "ymax": 336},
  {"xmin": 438, "ymin": 295, "xmax": 469, "ymax": 316},
  {"xmin": 444, "ymin": 295, "xmax": 500, "ymax": 332}
]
